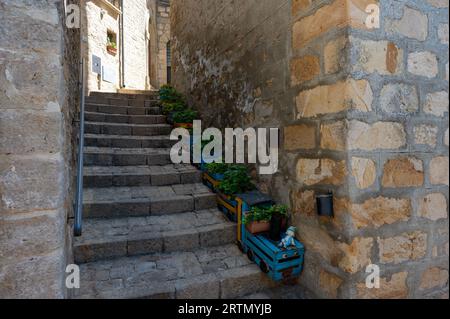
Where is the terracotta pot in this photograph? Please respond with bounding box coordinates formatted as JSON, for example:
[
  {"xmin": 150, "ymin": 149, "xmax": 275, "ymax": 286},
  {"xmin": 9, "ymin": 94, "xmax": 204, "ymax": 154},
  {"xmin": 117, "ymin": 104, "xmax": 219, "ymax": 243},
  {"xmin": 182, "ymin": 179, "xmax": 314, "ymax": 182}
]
[
  {"xmin": 107, "ymin": 46, "xmax": 117, "ymax": 55},
  {"xmin": 246, "ymin": 221, "xmax": 270, "ymax": 234},
  {"xmin": 174, "ymin": 123, "xmax": 193, "ymax": 129}
]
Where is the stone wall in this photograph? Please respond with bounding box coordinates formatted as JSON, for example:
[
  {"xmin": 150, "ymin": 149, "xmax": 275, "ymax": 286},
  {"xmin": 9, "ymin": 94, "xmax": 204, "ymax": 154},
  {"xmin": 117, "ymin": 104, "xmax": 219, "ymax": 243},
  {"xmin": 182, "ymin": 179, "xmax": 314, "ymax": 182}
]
[
  {"xmin": 0, "ymin": 0, "xmax": 80, "ymax": 298},
  {"xmin": 171, "ymin": 0, "xmax": 449, "ymax": 298},
  {"xmin": 82, "ymin": 0, "xmax": 121, "ymax": 92},
  {"xmin": 82, "ymin": 0, "xmax": 171, "ymax": 93},
  {"xmin": 156, "ymin": 1, "xmax": 171, "ymax": 86}
]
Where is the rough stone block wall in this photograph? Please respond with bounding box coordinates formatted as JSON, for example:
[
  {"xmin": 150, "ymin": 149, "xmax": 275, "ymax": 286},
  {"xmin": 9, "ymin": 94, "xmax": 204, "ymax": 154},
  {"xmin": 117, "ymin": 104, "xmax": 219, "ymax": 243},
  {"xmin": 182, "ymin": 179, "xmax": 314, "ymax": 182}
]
[
  {"xmin": 156, "ymin": 2, "xmax": 171, "ymax": 86},
  {"xmin": 123, "ymin": 0, "xmax": 149, "ymax": 90},
  {"xmin": 82, "ymin": 0, "xmax": 171, "ymax": 92},
  {"xmin": 0, "ymin": 0, "xmax": 79, "ymax": 298},
  {"xmin": 172, "ymin": 0, "xmax": 449, "ymax": 298}
]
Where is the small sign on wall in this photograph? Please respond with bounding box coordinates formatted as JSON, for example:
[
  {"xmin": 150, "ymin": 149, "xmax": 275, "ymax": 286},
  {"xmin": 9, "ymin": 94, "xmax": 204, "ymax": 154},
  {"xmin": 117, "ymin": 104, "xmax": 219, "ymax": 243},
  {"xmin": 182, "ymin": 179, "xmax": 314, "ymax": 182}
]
[
  {"xmin": 102, "ymin": 65, "xmax": 116, "ymax": 84},
  {"xmin": 92, "ymin": 55, "xmax": 102, "ymax": 74}
]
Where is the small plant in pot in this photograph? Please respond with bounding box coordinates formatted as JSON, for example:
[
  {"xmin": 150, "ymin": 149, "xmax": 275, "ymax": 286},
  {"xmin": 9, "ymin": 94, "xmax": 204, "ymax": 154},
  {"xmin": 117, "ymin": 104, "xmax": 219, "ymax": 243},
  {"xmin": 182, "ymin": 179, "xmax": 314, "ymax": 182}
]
[
  {"xmin": 159, "ymin": 85, "xmax": 184, "ymax": 104},
  {"xmin": 106, "ymin": 41, "xmax": 117, "ymax": 55},
  {"xmin": 217, "ymin": 165, "xmax": 255, "ymax": 202},
  {"xmin": 205, "ymin": 163, "xmax": 229, "ymax": 181},
  {"xmin": 162, "ymin": 101, "xmax": 186, "ymax": 123},
  {"xmin": 244, "ymin": 204, "xmax": 288, "ymax": 237},
  {"xmin": 172, "ymin": 109, "xmax": 198, "ymax": 129}
]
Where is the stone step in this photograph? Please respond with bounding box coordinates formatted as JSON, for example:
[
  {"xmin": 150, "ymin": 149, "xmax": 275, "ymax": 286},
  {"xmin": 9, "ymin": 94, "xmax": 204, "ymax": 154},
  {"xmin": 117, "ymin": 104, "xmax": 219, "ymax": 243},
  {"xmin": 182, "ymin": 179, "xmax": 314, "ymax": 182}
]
[
  {"xmin": 85, "ymin": 122, "xmax": 172, "ymax": 136},
  {"xmin": 74, "ymin": 244, "xmax": 277, "ymax": 299},
  {"xmin": 85, "ymin": 103, "xmax": 161, "ymax": 115},
  {"xmin": 83, "ymin": 165, "xmax": 202, "ymax": 187},
  {"xmin": 85, "ymin": 112, "xmax": 166, "ymax": 125},
  {"xmin": 83, "ymin": 183, "xmax": 217, "ymax": 218},
  {"xmin": 88, "ymin": 92, "xmax": 158, "ymax": 101},
  {"xmin": 84, "ymin": 134, "xmax": 174, "ymax": 149},
  {"xmin": 83, "ymin": 147, "xmax": 171, "ymax": 166},
  {"xmin": 85, "ymin": 97, "xmax": 159, "ymax": 108},
  {"xmin": 74, "ymin": 209, "xmax": 236, "ymax": 263}
]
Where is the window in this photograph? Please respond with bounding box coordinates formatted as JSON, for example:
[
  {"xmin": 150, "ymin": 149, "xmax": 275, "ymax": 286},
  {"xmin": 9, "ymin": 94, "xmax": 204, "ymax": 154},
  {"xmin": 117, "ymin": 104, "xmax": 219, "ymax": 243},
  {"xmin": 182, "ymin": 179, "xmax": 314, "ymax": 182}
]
[{"xmin": 106, "ymin": 31, "xmax": 118, "ymax": 55}]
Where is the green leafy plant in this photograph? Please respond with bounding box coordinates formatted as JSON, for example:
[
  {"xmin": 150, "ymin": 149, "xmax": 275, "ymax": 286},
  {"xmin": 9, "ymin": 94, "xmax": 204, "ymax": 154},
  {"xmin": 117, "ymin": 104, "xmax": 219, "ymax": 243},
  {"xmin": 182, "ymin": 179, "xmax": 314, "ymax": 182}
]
[
  {"xmin": 159, "ymin": 85, "xmax": 184, "ymax": 104},
  {"xmin": 173, "ymin": 109, "xmax": 198, "ymax": 124},
  {"xmin": 162, "ymin": 101, "xmax": 186, "ymax": 115},
  {"xmin": 217, "ymin": 165, "xmax": 255, "ymax": 196},
  {"xmin": 206, "ymin": 163, "xmax": 230, "ymax": 175},
  {"xmin": 243, "ymin": 204, "xmax": 289, "ymax": 225}
]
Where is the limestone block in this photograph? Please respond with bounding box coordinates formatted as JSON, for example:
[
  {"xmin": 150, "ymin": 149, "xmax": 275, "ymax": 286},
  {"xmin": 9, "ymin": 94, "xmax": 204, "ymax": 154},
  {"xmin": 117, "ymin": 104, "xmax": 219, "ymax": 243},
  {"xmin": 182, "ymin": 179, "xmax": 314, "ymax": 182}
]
[
  {"xmin": 347, "ymin": 121, "xmax": 406, "ymax": 150},
  {"xmin": 319, "ymin": 270, "xmax": 343, "ymax": 299},
  {"xmin": 382, "ymin": 157, "xmax": 424, "ymax": 188},
  {"xmin": 357, "ymin": 272, "xmax": 408, "ymax": 299},
  {"xmin": 378, "ymin": 231, "xmax": 427, "ymax": 264},
  {"xmin": 296, "ymin": 79, "xmax": 372, "ymax": 118},
  {"xmin": 430, "ymin": 156, "xmax": 449, "ymax": 185},
  {"xmin": 386, "ymin": 7, "xmax": 428, "ymax": 41},
  {"xmin": 414, "ymin": 125, "xmax": 439, "ymax": 147},
  {"xmin": 418, "ymin": 193, "xmax": 448, "ymax": 221},
  {"xmin": 351, "ymin": 157, "xmax": 377, "ymax": 189},
  {"xmin": 352, "ymin": 39, "xmax": 403, "ymax": 74},
  {"xmin": 321, "ymin": 121, "xmax": 347, "ymax": 151},
  {"xmin": 284, "ymin": 124, "xmax": 316, "ymax": 151},
  {"xmin": 291, "ymin": 55, "xmax": 320, "ymax": 85},
  {"xmin": 424, "ymin": 91, "xmax": 449, "ymax": 117},
  {"xmin": 380, "ymin": 83, "xmax": 419, "ymax": 114},
  {"xmin": 324, "ymin": 36, "xmax": 348, "ymax": 74},
  {"xmin": 296, "ymin": 158, "xmax": 347, "ymax": 186},
  {"xmin": 420, "ymin": 267, "xmax": 449, "ymax": 290},
  {"xmin": 0, "ymin": 155, "xmax": 65, "ymax": 213},
  {"xmin": 408, "ymin": 52, "xmax": 439, "ymax": 78},
  {"xmin": 350, "ymin": 197, "xmax": 411, "ymax": 229},
  {"xmin": 338, "ymin": 237, "xmax": 373, "ymax": 274}
]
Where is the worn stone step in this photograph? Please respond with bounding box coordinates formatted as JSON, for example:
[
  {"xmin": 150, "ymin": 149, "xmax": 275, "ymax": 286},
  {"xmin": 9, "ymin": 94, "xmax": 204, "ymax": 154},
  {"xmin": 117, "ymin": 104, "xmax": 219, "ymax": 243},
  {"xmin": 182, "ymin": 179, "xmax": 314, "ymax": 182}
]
[
  {"xmin": 85, "ymin": 97, "xmax": 159, "ymax": 107},
  {"xmin": 83, "ymin": 165, "xmax": 202, "ymax": 187},
  {"xmin": 83, "ymin": 183, "xmax": 217, "ymax": 218},
  {"xmin": 83, "ymin": 147, "xmax": 171, "ymax": 166},
  {"xmin": 74, "ymin": 209, "xmax": 236, "ymax": 263},
  {"xmin": 84, "ymin": 134, "xmax": 174, "ymax": 149},
  {"xmin": 88, "ymin": 92, "xmax": 158, "ymax": 101},
  {"xmin": 85, "ymin": 122, "xmax": 172, "ymax": 137},
  {"xmin": 85, "ymin": 103, "xmax": 161, "ymax": 115},
  {"xmin": 74, "ymin": 244, "xmax": 277, "ymax": 299},
  {"xmin": 85, "ymin": 112, "xmax": 166, "ymax": 125}
]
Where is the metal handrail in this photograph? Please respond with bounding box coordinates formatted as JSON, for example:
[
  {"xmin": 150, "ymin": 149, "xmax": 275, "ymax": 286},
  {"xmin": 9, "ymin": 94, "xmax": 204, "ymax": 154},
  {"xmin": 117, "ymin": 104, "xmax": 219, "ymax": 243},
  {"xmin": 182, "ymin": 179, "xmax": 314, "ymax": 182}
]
[{"xmin": 74, "ymin": 58, "xmax": 86, "ymax": 237}]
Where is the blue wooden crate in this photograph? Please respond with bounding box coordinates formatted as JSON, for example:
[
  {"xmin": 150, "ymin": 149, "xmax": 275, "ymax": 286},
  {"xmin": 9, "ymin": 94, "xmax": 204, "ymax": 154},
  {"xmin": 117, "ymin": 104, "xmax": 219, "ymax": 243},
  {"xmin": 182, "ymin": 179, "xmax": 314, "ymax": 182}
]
[{"xmin": 242, "ymin": 231, "xmax": 305, "ymax": 282}]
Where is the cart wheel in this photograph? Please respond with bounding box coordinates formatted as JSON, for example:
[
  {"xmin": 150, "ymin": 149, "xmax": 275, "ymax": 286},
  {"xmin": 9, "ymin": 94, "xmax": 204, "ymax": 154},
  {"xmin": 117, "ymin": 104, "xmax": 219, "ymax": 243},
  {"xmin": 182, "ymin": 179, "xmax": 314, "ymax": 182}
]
[
  {"xmin": 237, "ymin": 241, "xmax": 245, "ymax": 253},
  {"xmin": 247, "ymin": 249, "xmax": 255, "ymax": 262},
  {"xmin": 260, "ymin": 261, "xmax": 269, "ymax": 274}
]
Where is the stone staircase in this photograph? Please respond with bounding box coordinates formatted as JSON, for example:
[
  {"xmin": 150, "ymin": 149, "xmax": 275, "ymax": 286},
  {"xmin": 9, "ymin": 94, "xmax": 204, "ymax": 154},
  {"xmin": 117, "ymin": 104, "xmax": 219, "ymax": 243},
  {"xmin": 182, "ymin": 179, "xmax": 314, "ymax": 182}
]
[{"xmin": 73, "ymin": 92, "xmax": 278, "ymax": 299}]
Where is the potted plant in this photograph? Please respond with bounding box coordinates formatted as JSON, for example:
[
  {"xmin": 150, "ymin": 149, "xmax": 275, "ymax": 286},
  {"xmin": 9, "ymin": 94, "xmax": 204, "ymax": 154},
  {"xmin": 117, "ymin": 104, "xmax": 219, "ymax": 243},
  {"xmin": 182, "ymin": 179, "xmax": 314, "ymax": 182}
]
[
  {"xmin": 217, "ymin": 165, "xmax": 255, "ymax": 201},
  {"xmin": 205, "ymin": 163, "xmax": 229, "ymax": 181},
  {"xmin": 106, "ymin": 40, "xmax": 117, "ymax": 55},
  {"xmin": 172, "ymin": 109, "xmax": 198, "ymax": 129},
  {"xmin": 243, "ymin": 204, "xmax": 289, "ymax": 237},
  {"xmin": 244, "ymin": 206, "xmax": 272, "ymax": 234},
  {"xmin": 159, "ymin": 85, "xmax": 184, "ymax": 104},
  {"xmin": 162, "ymin": 101, "xmax": 186, "ymax": 124}
]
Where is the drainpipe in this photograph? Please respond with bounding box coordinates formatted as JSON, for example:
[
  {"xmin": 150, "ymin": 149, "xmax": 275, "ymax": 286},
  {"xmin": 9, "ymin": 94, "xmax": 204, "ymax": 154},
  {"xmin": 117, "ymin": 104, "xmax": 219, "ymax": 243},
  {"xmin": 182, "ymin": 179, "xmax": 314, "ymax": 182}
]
[{"xmin": 120, "ymin": 0, "xmax": 125, "ymax": 88}]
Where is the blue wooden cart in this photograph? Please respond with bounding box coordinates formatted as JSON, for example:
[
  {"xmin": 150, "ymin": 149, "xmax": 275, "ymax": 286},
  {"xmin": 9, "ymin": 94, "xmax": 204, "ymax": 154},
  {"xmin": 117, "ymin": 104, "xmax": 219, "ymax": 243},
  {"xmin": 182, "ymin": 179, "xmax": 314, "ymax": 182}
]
[{"xmin": 234, "ymin": 191, "xmax": 305, "ymax": 282}]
